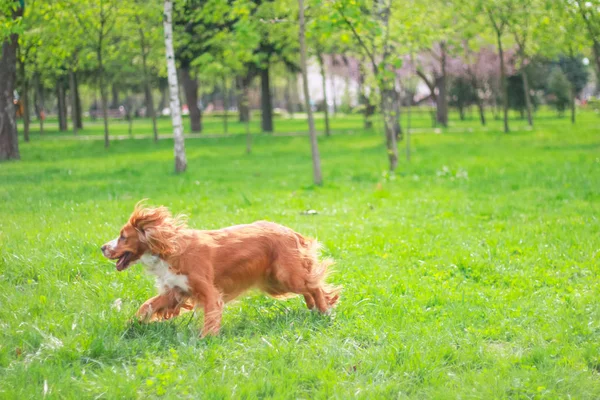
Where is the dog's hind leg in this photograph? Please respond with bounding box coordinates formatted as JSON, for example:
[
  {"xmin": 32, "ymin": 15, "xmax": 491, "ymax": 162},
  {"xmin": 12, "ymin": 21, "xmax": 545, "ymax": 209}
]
[{"xmin": 201, "ymin": 295, "xmax": 223, "ymax": 337}]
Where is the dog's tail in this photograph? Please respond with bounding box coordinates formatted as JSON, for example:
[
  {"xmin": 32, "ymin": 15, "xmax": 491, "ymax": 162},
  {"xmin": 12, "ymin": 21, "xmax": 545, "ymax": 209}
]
[{"xmin": 304, "ymin": 239, "xmax": 342, "ymax": 307}]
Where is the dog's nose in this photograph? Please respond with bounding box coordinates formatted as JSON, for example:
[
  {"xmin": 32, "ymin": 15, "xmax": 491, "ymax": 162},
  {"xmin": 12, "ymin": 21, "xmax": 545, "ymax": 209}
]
[{"xmin": 101, "ymin": 245, "xmax": 107, "ymax": 252}]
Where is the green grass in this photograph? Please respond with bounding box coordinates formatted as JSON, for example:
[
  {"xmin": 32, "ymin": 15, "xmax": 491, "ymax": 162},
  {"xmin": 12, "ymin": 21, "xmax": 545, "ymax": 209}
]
[
  {"xmin": 19, "ymin": 107, "xmax": 588, "ymax": 138},
  {"xmin": 1, "ymin": 111, "xmax": 600, "ymax": 398}
]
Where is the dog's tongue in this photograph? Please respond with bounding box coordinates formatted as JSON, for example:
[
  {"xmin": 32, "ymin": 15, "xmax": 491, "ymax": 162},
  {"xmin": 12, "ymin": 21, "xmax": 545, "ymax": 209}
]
[{"xmin": 116, "ymin": 253, "xmax": 130, "ymax": 271}]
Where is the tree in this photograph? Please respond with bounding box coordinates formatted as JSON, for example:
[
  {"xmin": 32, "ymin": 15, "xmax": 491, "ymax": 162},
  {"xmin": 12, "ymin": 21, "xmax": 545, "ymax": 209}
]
[
  {"xmin": 509, "ymin": 0, "xmax": 538, "ymax": 127},
  {"xmin": 36, "ymin": 0, "xmax": 84, "ymax": 134},
  {"xmin": 573, "ymin": 0, "xmax": 600, "ymax": 90},
  {"xmin": 132, "ymin": 0, "xmax": 161, "ymax": 141},
  {"xmin": 331, "ymin": 0, "xmax": 426, "ymax": 171},
  {"xmin": 15, "ymin": 0, "xmax": 46, "ymax": 141},
  {"xmin": 450, "ymin": 76, "xmax": 477, "ymax": 120},
  {"xmin": 316, "ymin": 51, "xmax": 331, "ymax": 136},
  {"xmin": 164, "ymin": 0, "xmax": 187, "ymax": 173},
  {"xmin": 71, "ymin": 0, "xmax": 120, "ymax": 148},
  {"xmin": 0, "ymin": 0, "xmax": 24, "ymax": 161},
  {"xmin": 414, "ymin": 0, "xmax": 465, "ymax": 128},
  {"xmin": 460, "ymin": 44, "xmax": 501, "ymax": 126},
  {"xmin": 558, "ymin": 55, "xmax": 589, "ymax": 123},
  {"xmin": 547, "ymin": 67, "xmax": 571, "ymax": 115},
  {"xmin": 545, "ymin": 1, "xmax": 593, "ymax": 123},
  {"xmin": 480, "ymin": 0, "xmax": 513, "ymax": 133},
  {"xmin": 299, "ymin": 0, "xmax": 323, "ymax": 185},
  {"xmin": 307, "ymin": 6, "xmax": 341, "ymax": 137}
]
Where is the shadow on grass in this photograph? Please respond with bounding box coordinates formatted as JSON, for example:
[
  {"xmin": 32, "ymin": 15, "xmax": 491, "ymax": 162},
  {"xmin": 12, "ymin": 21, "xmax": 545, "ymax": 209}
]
[{"xmin": 119, "ymin": 302, "xmax": 337, "ymax": 345}]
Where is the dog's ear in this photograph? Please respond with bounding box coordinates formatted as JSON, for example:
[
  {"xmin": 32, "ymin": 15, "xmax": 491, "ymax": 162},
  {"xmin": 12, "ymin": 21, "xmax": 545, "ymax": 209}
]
[{"xmin": 129, "ymin": 204, "xmax": 186, "ymax": 256}]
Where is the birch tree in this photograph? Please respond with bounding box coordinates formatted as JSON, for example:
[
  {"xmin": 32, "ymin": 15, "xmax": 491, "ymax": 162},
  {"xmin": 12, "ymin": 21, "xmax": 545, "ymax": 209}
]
[{"xmin": 164, "ymin": 0, "xmax": 187, "ymax": 173}]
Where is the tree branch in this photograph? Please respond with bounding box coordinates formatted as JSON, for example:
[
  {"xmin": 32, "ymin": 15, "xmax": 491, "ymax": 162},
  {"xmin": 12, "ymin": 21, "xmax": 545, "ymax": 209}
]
[
  {"xmin": 336, "ymin": 5, "xmax": 378, "ymax": 72},
  {"xmin": 416, "ymin": 68, "xmax": 436, "ymax": 97}
]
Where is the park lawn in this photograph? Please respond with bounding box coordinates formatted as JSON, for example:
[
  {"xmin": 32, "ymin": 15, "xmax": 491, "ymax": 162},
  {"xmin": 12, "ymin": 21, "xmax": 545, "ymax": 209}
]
[
  {"xmin": 1, "ymin": 112, "xmax": 599, "ymax": 398},
  {"xmin": 19, "ymin": 106, "xmax": 582, "ymax": 139}
]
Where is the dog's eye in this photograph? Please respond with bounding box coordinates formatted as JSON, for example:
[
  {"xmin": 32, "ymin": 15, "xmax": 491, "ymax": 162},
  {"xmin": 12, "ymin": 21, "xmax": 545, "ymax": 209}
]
[{"xmin": 119, "ymin": 234, "xmax": 126, "ymax": 241}]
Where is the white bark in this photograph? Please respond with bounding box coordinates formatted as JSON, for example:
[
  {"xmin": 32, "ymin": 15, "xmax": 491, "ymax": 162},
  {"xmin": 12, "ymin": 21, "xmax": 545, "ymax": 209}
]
[
  {"xmin": 298, "ymin": 0, "xmax": 322, "ymax": 185},
  {"xmin": 163, "ymin": 0, "xmax": 187, "ymax": 173}
]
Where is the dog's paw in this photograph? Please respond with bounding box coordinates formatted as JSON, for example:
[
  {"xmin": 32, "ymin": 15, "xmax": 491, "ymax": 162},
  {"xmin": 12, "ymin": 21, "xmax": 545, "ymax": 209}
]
[{"xmin": 136, "ymin": 304, "xmax": 154, "ymax": 323}]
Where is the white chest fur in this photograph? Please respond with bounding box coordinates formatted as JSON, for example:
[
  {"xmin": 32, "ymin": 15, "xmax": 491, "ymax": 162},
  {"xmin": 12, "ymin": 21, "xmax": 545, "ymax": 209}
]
[{"xmin": 139, "ymin": 254, "xmax": 190, "ymax": 294}]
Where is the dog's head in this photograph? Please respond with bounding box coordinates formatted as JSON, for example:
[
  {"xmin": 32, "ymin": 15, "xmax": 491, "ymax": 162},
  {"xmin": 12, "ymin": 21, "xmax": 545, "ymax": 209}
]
[{"xmin": 101, "ymin": 203, "xmax": 186, "ymax": 271}]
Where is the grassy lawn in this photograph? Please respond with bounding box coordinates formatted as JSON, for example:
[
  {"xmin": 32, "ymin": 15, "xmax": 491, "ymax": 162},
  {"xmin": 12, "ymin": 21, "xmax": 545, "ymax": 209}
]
[
  {"xmin": 18, "ymin": 107, "xmax": 586, "ymax": 138},
  {"xmin": 1, "ymin": 111, "xmax": 599, "ymax": 398}
]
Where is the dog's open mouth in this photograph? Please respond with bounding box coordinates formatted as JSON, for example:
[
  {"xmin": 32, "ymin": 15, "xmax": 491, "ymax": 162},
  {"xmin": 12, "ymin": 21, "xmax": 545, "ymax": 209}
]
[{"xmin": 115, "ymin": 252, "xmax": 133, "ymax": 271}]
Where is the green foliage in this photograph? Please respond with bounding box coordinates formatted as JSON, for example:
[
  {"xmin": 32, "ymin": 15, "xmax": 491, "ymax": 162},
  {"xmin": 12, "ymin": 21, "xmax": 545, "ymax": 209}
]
[
  {"xmin": 507, "ymin": 75, "xmax": 527, "ymax": 112},
  {"xmin": 547, "ymin": 67, "xmax": 571, "ymax": 114},
  {"xmin": 0, "ymin": 0, "xmax": 24, "ymax": 40},
  {"xmin": 1, "ymin": 111, "xmax": 600, "ymax": 397},
  {"xmin": 557, "ymin": 55, "xmax": 590, "ymax": 95},
  {"xmin": 449, "ymin": 76, "xmax": 478, "ymax": 110}
]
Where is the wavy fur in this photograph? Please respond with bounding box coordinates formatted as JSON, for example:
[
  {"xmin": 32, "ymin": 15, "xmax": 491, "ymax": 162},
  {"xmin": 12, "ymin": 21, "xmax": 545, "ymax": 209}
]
[{"xmin": 103, "ymin": 204, "xmax": 341, "ymax": 336}]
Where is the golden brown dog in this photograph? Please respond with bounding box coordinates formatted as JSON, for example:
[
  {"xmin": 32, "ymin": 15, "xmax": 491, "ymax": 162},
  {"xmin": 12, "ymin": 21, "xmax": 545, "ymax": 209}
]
[{"xmin": 101, "ymin": 203, "xmax": 340, "ymax": 336}]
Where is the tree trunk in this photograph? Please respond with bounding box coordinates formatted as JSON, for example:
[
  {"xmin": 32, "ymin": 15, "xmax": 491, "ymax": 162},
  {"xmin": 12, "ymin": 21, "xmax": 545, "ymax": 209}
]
[
  {"xmin": 285, "ymin": 73, "xmax": 294, "ymax": 118},
  {"xmin": 436, "ymin": 42, "xmax": 449, "ymax": 127},
  {"xmin": 21, "ymin": 69, "xmax": 30, "ymax": 143},
  {"xmin": 74, "ymin": 72, "xmax": 83, "ymax": 129},
  {"xmin": 57, "ymin": 79, "xmax": 68, "ymax": 132},
  {"xmin": 97, "ymin": 36, "xmax": 109, "ymax": 147},
  {"xmin": 459, "ymin": 105, "xmax": 465, "ymax": 121},
  {"xmin": 237, "ymin": 76, "xmax": 252, "ymax": 153},
  {"xmin": 137, "ymin": 21, "xmax": 158, "ymax": 142},
  {"xmin": 594, "ymin": 41, "xmax": 600, "ymax": 93},
  {"xmin": 0, "ymin": 17, "xmax": 21, "ymax": 161},
  {"xmin": 69, "ymin": 69, "xmax": 78, "ymax": 135},
  {"xmin": 111, "ymin": 83, "xmax": 119, "ymax": 108},
  {"xmin": 145, "ymin": 82, "xmax": 158, "ymax": 141},
  {"xmin": 223, "ymin": 78, "xmax": 228, "ymax": 134},
  {"xmin": 128, "ymin": 112, "xmax": 133, "ymax": 137},
  {"xmin": 100, "ymin": 84, "xmax": 109, "ymax": 147},
  {"xmin": 317, "ymin": 51, "xmax": 331, "ymax": 137},
  {"xmin": 393, "ymin": 89, "xmax": 402, "ymax": 140},
  {"xmin": 477, "ymin": 100, "xmax": 486, "ymax": 126},
  {"xmin": 571, "ymin": 86, "xmax": 576, "ymax": 124},
  {"xmin": 180, "ymin": 65, "xmax": 201, "ymax": 133},
  {"xmin": 237, "ymin": 74, "xmax": 250, "ymax": 123},
  {"xmin": 299, "ymin": 0, "xmax": 322, "ymax": 185},
  {"xmin": 406, "ymin": 94, "xmax": 411, "ymax": 162},
  {"xmin": 331, "ymin": 74, "xmax": 337, "ymax": 116},
  {"xmin": 497, "ymin": 32, "xmax": 509, "ymax": 133},
  {"xmin": 436, "ymin": 75, "xmax": 448, "ymax": 127},
  {"xmin": 358, "ymin": 63, "xmax": 374, "ymax": 129},
  {"xmin": 34, "ymin": 72, "xmax": 44, "ymax": 135},
  {"xmin": 380, "ymin": 87, "xmax": 399, "ymax": 172},
  {"xmin": 158, "ymin": 81, "xmax": 168, "ymax": 111},
  {"xmin": 164, "ymin": 0, "xmax": 187, "ymax": 173},
  {"xmin": 260, "ymin": 66, "xmax": 273, "ymax": 132},
  {"xmin": 522, "ymin": 68, "xmax": 533, "ymax": 126}
]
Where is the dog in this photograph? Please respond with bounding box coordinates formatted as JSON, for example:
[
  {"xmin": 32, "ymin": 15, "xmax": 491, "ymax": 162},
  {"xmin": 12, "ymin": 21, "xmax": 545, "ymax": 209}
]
[{"xmin": 101, "ymin": 203, "xmax": 340, "ymax": 336}]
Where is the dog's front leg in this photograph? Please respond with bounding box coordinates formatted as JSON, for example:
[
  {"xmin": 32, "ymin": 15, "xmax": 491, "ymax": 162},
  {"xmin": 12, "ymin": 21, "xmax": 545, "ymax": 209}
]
[
  {"xmin": 186, "ymin": 273, "xmax": 223, "ymax": 336},
  {"xmin": 136, "ymin": 294, "xmax": 173, "ymax": 322}
]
